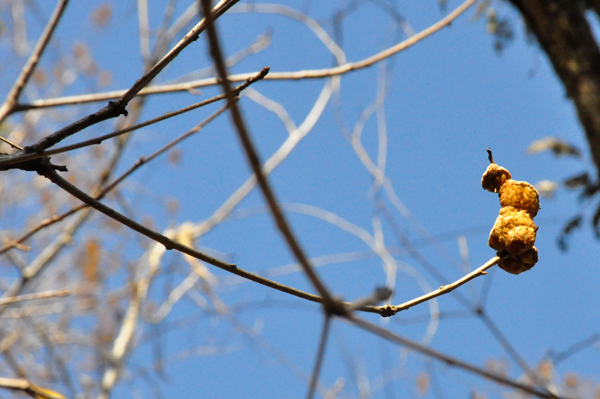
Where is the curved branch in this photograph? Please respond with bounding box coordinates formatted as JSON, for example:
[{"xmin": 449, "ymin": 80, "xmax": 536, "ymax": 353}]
[{"xmin": 16, "ymin": 0, "xmax": 476, "ymax": 111}]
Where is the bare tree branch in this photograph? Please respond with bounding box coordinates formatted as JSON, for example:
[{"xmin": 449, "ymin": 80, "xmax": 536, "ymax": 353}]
[{"xmin": 0, "ymin": 290, "xmax": 70, "ymax": 306}]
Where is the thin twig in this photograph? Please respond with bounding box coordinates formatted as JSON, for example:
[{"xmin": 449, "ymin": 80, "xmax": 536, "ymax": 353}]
[
  {"xmin": 377, "ymin": 256, "xmax": 500, "ymax": 316},
  {"xmin": 306, "ymin": 315, "xmax": 331, "ymax": 399},
  {"xmin": 0, "ymin": 211, "xmax": 87, "ymax": 315},
  {"xmin": 0, "ymin": 289, "xmax": 70, "ymax": 306},
  {"xmin": 0, "ymin": 206, "xmax": 81, "ymax": 256},
  {"xmin": 168, "ymin": 28, "xmax": 272, "ymax": 83},
  {"xmin": 551, "ymin": 333, "xmax": 600, "ymax": 365},
  {"xmin": 0, "ymin": 0, "xmax": 70, "ymax": 123},
  {"xmin": 0, "ymin": 137, "xmax": 23, "ymax": 150},
  {"xmin": 29, "ymin": 321, "xmax": 76, "ymax": 398},
  {"xmin": 378, "ymin": 200, "xmax": 474, "ymax": 310},
  {"xmin": 100, "ymin": 234, "xmax": 161, "ymax": 398},
  {"xmin": 14, "ymin": 81, "xmax": 218, "ymax": 111},
  {"xmin": 345, "ymin": 315, "xmax": 562, "ymax": 399},
  {"xmin": 233, "ymin": 4, "xmax": 346, "ymax": 64},
  {"xmin": 137, "ymin": 0, "xmax": 151, "ymax": 61},
  {"xmin": 14, "ymin": 0, "xmax": 476, "ymax": 111},
  {"xmin": 480, "ymin": 313, "xmax": 551, "ymax": 393},
  {"xmin": 200, "ymin": 0, "xmax": 337, "ymax": 309},
  {"xmin": 243, "ymin": 88, "xmax": 297, "ymax": 134}
]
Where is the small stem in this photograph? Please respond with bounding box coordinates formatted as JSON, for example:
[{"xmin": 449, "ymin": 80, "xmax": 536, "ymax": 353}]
[
  {"xmin": 381, "ymin": 256, "xmax": 500, "ymax": 315},
  {"xmin": 487, "ymin": 147, "xmax": 494, "ymax": 164},
  {"xmin": 306, "ymin": 315, "xmax": 331, "ymax": 399},
  {"xmin": 0, "ymin": 137, "xmax": 23, "ymax": 150}
]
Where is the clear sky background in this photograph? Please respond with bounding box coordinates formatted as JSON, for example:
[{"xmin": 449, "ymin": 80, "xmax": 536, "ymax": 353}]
[{"xmin": 3, "ymin": 0, "xmax": 600, "ymax": 398}]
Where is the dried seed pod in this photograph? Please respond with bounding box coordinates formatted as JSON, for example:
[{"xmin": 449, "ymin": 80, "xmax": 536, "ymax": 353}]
[
  {"xmin": 482, "ymin": 163, "xmax": 512, "ymax": 193},
  {"xmin": 519, "ymin": 246, "xmax": 539, "ymax": 266},
  {"xmin": 499, "ymin": 180, "xmax": 540, "ymax": 217},
  {"xmin": 482, "ymin": 150, "xmax": 540, "ymax": 274},
  {"xmin": 488, "ymin": 206, "xmax": 537, "ymax": 254},
  {"xmin": 498, "ymin": 247, "xmax": 538, "ymax": 275}
]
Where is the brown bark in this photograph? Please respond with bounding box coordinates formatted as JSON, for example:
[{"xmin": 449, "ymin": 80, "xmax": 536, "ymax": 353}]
[{"xmin": 508, "ymin": 0, "xmax": 600, "ymax": 177}]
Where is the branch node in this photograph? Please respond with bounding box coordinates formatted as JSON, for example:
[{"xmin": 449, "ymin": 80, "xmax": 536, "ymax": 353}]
[
  {"xmin": 379, "ymin": 305, "xmax": 396, "ymax": 318},
  {"xmin": 108, "ymin": 100, "xmax": 128, "ymax": 117},
  {"xmin": 324, "ymin": 298, "xmax": 349, "ymax": 317}
]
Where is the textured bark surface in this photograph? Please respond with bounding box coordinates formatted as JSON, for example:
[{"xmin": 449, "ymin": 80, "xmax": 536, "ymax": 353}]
[{"xmin": 508, "ymin": 0, "xmax": 600, "ymax": 177}]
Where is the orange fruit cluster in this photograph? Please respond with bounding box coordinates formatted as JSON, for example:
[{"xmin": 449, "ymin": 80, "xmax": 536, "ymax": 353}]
[{"xmin": 482, "ymin": 161, "xmax": 540, "ymax": 274}]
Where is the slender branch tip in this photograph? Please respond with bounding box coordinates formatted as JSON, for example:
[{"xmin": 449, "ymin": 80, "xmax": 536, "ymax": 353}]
[{"xmin": 487, "ymin": 148, "xmax": 494, "ymax": 164}]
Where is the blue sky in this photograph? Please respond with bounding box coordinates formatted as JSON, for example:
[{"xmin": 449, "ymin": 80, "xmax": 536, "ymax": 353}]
[{"xmin": 3, "ymin": 0, "xmax": 600, "ymax": 398}]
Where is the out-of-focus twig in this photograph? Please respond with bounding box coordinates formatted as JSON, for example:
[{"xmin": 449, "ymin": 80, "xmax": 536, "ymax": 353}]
[
  {"xmin": 0, "ymin": 377, "xmax": 66, "ymax": 399},
  {"xmin": 306, "ymin": 315, "xmax": 331, "ymax": 399},
  {"xmin": 137, "ymin": 0, "xmax": 151, "ymax": 61},
  {"xmin": 0, "ymin": 289, "xmax": 70, "ymax": 306},
  {"xmin": 345, "ymin": 315, "xmax": 562, "ymax": 399},
  {"xmin": 0, "ymin": 0, "xmax": 70, "ymax": 124}
]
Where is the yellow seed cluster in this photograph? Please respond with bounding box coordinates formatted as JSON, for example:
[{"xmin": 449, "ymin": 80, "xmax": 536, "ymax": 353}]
[{"xmin": 482, "ymin": 160, "xmax": 540, "ymax": 274}]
